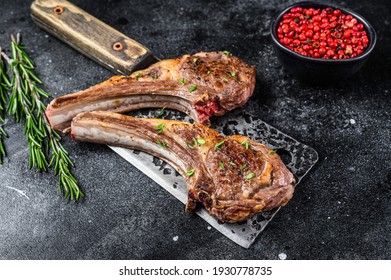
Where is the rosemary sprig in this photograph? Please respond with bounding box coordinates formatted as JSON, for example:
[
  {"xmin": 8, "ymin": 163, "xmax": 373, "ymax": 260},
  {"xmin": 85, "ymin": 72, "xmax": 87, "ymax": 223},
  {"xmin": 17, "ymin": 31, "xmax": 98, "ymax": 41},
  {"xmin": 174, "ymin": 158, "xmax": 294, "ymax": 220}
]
[
  {"xmin": 45, "ymin": 118, "xmax": 83, "ymax": 201},
  {"xmin": 3, "ymin": 35, "xmax": 48, "ymax": 171},
  {"xmin": 0, "ymin": 48, "xmax": 10, "ymax": 164},
  {"xmin": 1, "ymin": 34, "xmax": 83, "ymax": 201}
]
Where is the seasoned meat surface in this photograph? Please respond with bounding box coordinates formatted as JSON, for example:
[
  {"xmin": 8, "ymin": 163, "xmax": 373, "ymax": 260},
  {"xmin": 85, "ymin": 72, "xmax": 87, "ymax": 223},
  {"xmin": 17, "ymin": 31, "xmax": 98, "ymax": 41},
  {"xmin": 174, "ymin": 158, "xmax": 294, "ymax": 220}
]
[
  {"xmin": 71, "ymin": 111, "xmax": 295, "ymax": 223},
  {"xmin": 46, "ymin": 51, "xmax": 256, "ymax": 133}
]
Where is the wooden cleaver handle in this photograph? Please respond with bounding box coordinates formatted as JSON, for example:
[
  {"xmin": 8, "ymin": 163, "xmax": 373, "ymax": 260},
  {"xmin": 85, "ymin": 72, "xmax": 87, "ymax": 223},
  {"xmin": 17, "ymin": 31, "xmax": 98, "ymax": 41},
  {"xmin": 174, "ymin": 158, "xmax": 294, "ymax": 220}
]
[{"xmin": 31, "ymin": 0, "xmax": 155, "ymax": 75}]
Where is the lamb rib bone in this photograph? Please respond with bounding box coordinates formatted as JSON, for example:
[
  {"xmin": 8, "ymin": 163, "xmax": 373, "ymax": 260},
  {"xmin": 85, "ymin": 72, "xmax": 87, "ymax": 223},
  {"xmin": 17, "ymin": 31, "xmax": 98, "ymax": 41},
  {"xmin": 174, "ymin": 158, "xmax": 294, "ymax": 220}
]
[
  {"xmin": 71, "ymin": 111, "xmax": 295, "ymax": 223},
  {"xmin": 46, "ymin": 51, "xmax": 256, "ymax": 133}
]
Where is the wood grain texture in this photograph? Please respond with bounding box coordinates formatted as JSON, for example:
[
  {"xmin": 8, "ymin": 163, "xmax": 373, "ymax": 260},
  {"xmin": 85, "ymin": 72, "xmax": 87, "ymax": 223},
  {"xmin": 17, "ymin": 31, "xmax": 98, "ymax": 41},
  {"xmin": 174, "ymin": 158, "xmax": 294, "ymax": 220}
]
[{"xmin": 31, "ymin": 0, "xmax": 155, "ymax": 75}]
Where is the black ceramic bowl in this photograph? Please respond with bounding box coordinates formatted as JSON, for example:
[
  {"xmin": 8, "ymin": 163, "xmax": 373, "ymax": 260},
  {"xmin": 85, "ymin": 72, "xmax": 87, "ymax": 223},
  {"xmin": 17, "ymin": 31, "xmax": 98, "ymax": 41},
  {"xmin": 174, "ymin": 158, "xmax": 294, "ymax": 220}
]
[{"xmin": 270, "ymin": 1, "xmax": 377, "ymax": 84}]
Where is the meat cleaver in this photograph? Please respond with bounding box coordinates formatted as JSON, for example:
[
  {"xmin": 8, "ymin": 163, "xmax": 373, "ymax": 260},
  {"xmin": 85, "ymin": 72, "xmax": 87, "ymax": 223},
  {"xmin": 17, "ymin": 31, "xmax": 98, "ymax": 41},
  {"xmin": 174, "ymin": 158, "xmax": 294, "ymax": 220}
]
[{"xmin": 31, "ymin": 0, "xmax": 318, "ymax": 248}]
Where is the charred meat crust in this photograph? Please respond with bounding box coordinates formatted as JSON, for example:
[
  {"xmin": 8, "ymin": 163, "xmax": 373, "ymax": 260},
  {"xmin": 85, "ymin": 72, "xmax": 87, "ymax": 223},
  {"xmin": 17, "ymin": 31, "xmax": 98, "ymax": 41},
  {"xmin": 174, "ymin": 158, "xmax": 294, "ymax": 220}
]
[{"xmin": 71, "ymin": 111, "xmax": 294, "ymax": 223}]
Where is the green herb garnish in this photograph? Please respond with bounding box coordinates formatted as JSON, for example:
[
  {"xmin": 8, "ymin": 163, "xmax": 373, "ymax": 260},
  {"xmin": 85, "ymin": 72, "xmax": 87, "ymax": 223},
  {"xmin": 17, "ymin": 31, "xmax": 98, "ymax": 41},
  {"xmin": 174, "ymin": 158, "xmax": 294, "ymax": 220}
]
[
  {"xmin": 193, "ymin": 57, "xmax": 198, "ymax": 64},
  {"xmin": 153, "ymin": 73, "xmax": 158, "ymax": 80},
  {"xmin": 241, "ymin": 140, "xmax": 249, "ymax": 150},
  {"xmin": 186, "ymin": 141, "xmax": 195, "ymax": 149},
  {"xmin": 186, "ymin": 137, "xmax": 205, "ymax": 148},
  {"xmin": 228, "ymin": 161, "xmax": 236, "ymax": 166},
  {"xmin": 156, "ymin": 107, "xmax": 166, "ymax": 118},
  {"xmin": 156, "ymin": 139, "xmax": 168, "ymax": 149},
  {"xmin": 230, "ymin": 71, "xmax": 236, "ymax": 77},
  {"xmin": 223, "ymin": 77, "xmax": 228, "ymax": 82},
  {"xmin": 223, "ymin": 51, "xmax": 232, "ymax": 56},
  {"xmin": 185, "ymin": 168, "xmax": 195, "ymax": 177},
  {"xmin": 189, "ymin": 85, "xmax": 197, "ymax": 92},
  {"xmin": 246, "ymin": 172, "xmax": 255, "ymax": 180},
  {"xmin": 178, "ymin": 78, "xmax": 187, "ymax": 86},
  {"xmin": 214, "ymin": 140, "xmax": 225, "ymax": 150},
  {"xmin": 219, "ymin": 162, "xmax": 225, "ymax": 169},
  {"xmin": 155, "ymin": 123, "xmax": 165, "ymax": 133},
  {"xmin": 268, "ymin": 149, "xmax": 277, "ymax": 155},
  {"xmin": 135, "ymin": 72, "xmax": 142, "ymax": 79},
  {"xmin": 207, "ymin": 70, "xmax": 211, "ymax": 74},
  {"xmin": 240, "ymin": 164, "xmax": 247, "ymax": 170},
  {"xmin": 1, "ymin": 34, "xmax": 83, "ymax": 201}
]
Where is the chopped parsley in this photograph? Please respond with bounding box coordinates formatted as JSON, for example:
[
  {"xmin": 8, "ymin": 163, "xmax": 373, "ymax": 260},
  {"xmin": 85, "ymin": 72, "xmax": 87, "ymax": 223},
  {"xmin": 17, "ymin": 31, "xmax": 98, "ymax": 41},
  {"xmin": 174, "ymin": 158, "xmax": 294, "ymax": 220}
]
[
  {"xmin": 241, "ymin": 140, "xmax": 249, "ymax": 150},
  {"xmin": 185, "ymin": 168, "xmax": 195, "ymax": 177},
  {"xmin": 186, "ymin": 141, "xmax": 195, "ymax": 149},
  {"xmin": 155, "ymin": 123, "xmax": 165, "ymax": 133},
  {"xmin": 214, "ymin": 140, "xmax": 225, "ymax": 150},
  {"xmin": 156, "ymin": 139, "xmax": 168, "ymax": 149},
  {"xmin": 223, "ymin": 51, "xmax": 232, "ymax": 56},
  {"xmin": 178, "ymin": 78, "xmax": 187, "ymax": 86},
  {"xmin": 230, "ymin": 71, "xmax": 236, "ymax": 77},
  {"xmin": 153, "ymin": 73, "xmax": 158, "ymax": 80},
  {"xmin": 135, "ymin": 72, "xmax": 142, "ymax": 79},
  {"xmin": 189, "ymin": 85, "xmax": 197, "ymax": 92},
  {"xmin": 223, "ymin": 77, "xmax": 228, "ymax": 82},
  {"xmin": 193, "ymin": 57, "xmax": 198, "ymax": 64},
  {"xmin": 246, "ymin": 172, "xmax": 255, "ymax": 180},
  {"xmin": 186, "ymin": 137, "xmax": 205, "ymax": 148},
  {"xmin": 207, "ymin": 70, "xmax": 211, "ymax": 74},
  {"xmin": 268, "ymin": 149, "xmax": 277, "ymax": 155},
  {"xmin": 240, "ymin": 164, "xmax": 247, "ymax": 170},
  {"xmin": 219, "ymin": 162, "xmax": 225, "ymax": 169},
  {"xmin": 228, "ymin": 161, "xmax": 236, "ymax": 166}
]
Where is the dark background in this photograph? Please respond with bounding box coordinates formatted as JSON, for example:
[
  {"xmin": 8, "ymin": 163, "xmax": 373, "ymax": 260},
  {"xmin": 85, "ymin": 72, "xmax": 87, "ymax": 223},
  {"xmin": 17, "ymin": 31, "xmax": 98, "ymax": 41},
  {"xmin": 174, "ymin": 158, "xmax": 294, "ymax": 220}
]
[{"xmin": 0, "ymin": 0, "xmax": 390, "ymax": 259}]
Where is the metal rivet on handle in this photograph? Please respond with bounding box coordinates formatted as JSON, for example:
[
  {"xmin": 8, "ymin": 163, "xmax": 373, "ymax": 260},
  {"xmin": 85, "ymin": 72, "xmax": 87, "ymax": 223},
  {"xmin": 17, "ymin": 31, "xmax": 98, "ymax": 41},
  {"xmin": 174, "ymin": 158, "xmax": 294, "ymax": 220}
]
[
  {"xmin": 54, "ymin": 6, "xmax": 64, "ymax": 15},
  {"xmin": 112, "ymin": 42, "xmax": 124, "ymax": 51}
]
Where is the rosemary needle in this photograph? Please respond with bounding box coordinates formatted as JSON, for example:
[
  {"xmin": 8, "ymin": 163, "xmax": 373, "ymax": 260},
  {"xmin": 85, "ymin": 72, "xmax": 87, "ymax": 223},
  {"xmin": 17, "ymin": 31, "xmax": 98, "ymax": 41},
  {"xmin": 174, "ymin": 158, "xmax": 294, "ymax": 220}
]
[
  {"xmin": 1, "ymin": 34, "xmax": 83, "ymax": 201},
  {"xmin": 0, "ymin": 48, "xmax": 10, "ymax": 164}
]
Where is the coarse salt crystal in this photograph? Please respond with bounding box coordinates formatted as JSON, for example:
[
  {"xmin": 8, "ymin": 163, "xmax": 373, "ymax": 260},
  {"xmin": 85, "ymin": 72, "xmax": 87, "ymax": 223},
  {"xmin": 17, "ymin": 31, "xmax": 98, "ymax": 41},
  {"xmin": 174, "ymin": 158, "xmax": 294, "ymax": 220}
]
[{"xmin": 278, "ymin": 253, "xmax": 287, "ymax": 260}]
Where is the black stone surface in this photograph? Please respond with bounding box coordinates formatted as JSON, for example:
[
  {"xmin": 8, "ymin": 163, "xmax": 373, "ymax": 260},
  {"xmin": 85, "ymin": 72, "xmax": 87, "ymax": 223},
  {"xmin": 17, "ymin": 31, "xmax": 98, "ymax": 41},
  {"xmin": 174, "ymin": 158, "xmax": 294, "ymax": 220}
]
[{"xmin": 0, "ymin": 0, "xmax": 390, "ymax": 260}]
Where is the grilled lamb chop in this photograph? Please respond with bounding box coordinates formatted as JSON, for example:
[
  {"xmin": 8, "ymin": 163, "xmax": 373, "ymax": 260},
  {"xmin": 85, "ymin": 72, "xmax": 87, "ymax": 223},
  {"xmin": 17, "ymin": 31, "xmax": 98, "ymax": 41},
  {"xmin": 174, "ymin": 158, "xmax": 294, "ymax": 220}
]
[
  {"xmin": 46, "ymin": 51, "xmax": 256, "ymax": 133},
  {"xmin": 71, "ymin": 111, "xmax": 295, "ymax": 223}
]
